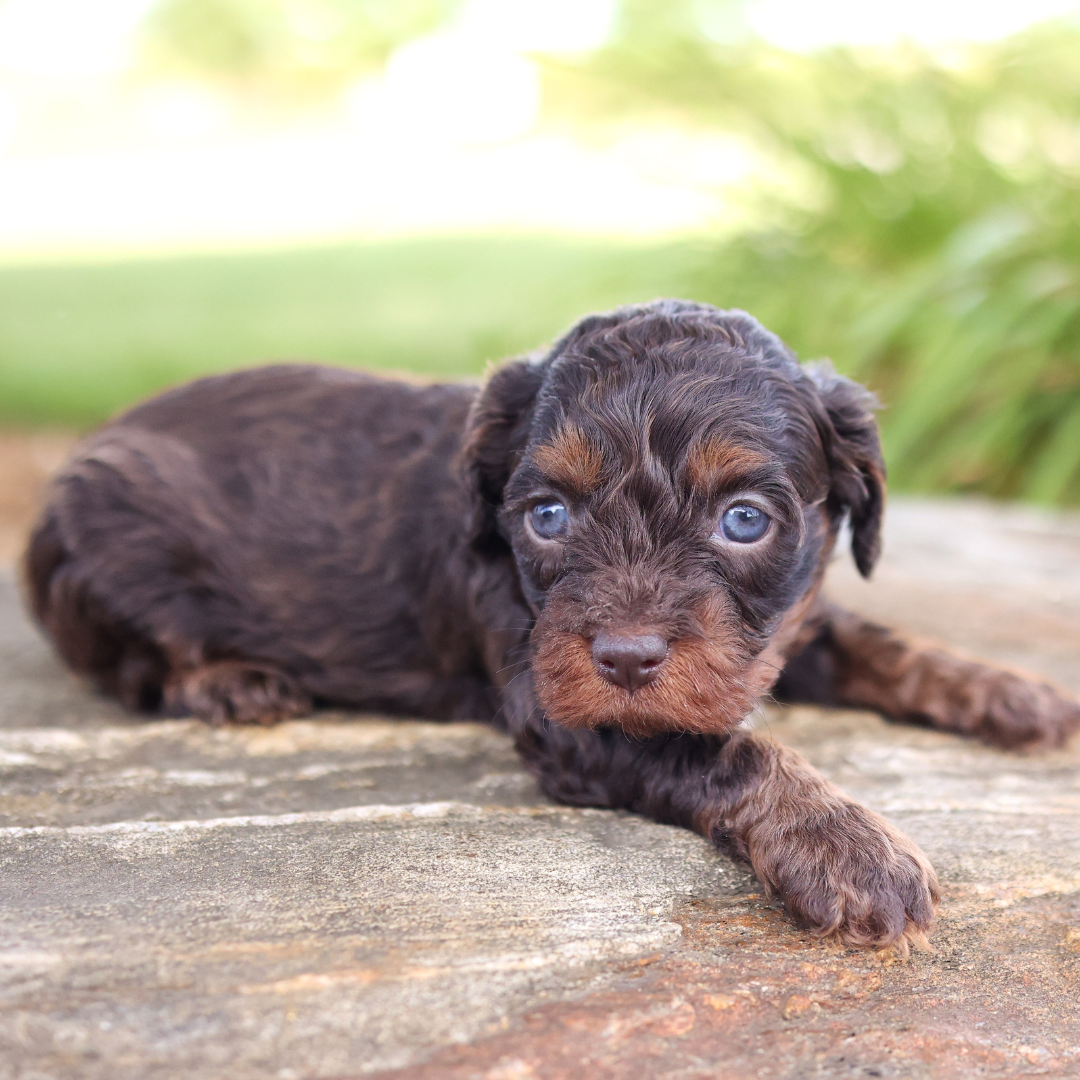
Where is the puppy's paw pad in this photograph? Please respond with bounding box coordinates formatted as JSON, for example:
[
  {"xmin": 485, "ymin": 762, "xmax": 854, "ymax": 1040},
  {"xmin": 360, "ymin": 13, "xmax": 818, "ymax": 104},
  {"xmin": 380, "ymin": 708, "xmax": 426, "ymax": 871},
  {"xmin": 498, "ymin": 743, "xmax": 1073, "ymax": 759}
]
[{"xmin": 168, "ymin": 661, "xmax": 312, "ymax": 726}]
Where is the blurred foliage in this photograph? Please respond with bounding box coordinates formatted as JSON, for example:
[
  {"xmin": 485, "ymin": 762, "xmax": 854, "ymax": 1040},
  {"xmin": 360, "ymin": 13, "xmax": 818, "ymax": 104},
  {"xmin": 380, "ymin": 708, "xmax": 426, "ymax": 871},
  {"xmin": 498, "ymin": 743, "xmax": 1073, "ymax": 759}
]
[
  {"xmin": 140, "ymin": 0, "xmax": 461, "ymax": 90},
  {"xmin": 557, "ymin": 5, "xmax": 1080, "ymax": 503}
]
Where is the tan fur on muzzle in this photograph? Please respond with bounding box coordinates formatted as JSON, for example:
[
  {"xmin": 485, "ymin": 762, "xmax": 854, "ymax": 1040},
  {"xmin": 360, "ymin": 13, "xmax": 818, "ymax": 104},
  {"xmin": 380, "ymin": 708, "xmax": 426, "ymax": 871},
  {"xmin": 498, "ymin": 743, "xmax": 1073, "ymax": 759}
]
[{"xmin": 531, "ymin": 602, "xmax": 778, "ymax": 737}]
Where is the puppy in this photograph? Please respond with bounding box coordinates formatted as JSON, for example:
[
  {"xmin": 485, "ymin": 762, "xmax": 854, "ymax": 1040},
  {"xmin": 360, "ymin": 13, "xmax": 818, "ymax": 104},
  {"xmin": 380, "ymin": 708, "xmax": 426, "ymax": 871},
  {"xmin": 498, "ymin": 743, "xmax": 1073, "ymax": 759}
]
[{"xmin": 24, "ymin": 300, "xmax": 1080, "ymax": 949}]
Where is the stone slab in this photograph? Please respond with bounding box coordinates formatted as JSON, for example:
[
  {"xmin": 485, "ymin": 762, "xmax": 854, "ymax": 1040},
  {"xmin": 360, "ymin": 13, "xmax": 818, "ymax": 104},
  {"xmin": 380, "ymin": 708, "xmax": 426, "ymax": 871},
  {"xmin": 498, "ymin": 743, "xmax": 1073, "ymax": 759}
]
[
  {"xmin": 0, "ymin": 495, "xmax": 1078, "ymax": 1078},
  {"xmin": 0, "ymin": 804, "xmax": 747, "ymax": 1079},
  {"xmin": 827, "ymin": 497, "xmax": 1080, "ymax": 693}
]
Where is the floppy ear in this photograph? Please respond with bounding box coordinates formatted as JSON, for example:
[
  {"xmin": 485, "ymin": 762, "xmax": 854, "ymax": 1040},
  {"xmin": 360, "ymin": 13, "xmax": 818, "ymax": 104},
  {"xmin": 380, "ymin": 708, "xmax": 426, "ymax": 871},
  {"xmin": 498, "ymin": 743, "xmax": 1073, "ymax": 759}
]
[
  {"xmin": 807, "ymin": 365, "xmax": 886, "ymax": 578},
  {"xmin": 461, "ymin": 357, "xmax": 545, "ymax": 555}
]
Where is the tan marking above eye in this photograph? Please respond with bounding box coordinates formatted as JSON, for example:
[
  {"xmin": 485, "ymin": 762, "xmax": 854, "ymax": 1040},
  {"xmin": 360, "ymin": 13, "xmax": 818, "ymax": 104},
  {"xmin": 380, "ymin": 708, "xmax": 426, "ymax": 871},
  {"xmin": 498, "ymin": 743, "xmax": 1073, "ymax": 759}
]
[
  {"xmin": 684, "ymin": 439, "xmax": 770, "ymax": 491},
  {"xmin": 532, "ymin": 424, "xmax": 604, "ymax": 495}
]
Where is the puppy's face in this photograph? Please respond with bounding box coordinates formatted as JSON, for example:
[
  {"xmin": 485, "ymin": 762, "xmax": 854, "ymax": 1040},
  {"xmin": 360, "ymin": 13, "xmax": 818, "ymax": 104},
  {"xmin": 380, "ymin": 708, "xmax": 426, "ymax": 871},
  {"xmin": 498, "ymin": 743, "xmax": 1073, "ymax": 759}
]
[{"xmin": 467, "ymin": 303, "xmax": 883, "ymax": 738}]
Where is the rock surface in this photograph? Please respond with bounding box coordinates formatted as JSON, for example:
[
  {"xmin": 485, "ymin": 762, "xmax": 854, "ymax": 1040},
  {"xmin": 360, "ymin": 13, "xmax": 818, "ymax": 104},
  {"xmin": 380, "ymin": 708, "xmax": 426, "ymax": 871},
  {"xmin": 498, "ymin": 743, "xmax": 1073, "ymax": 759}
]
[{"xmin": 0, "ymin": 497, "xmax": 1079, "ymax": 1079}]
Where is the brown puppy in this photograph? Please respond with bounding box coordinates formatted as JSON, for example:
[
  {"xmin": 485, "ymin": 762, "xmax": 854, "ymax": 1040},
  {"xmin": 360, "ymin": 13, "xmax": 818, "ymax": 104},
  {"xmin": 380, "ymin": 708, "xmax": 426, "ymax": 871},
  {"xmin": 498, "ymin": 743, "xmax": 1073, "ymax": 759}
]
[{"xmin": 24, "ymin": 300, "xmax": 1080, "ymax": 950}]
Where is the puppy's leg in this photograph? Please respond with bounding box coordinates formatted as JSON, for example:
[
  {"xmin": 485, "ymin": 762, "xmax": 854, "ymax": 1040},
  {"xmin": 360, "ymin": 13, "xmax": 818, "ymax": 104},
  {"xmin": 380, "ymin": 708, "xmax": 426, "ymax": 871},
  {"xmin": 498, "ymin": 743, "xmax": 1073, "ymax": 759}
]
[
  {"xmin": 26, "ymin": 434, "xmax": 311, "ymax": 726},
  {"xmin": 511, "ymin": 713, "xmax": 938, "ymax": 950},
  {"xmin": 164, "ymin": 661, "xmax": 311, "ymax": 726},
  {"xmin": 776, "ymin": 602, "xmax": 1080, "ymax": 750}
]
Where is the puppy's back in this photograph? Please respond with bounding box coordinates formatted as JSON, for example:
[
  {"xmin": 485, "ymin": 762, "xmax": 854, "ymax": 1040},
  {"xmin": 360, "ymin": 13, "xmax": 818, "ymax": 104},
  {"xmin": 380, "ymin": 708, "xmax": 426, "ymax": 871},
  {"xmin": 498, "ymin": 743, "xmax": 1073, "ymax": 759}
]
[{"xmin": 24, "ymin": 364, "xmax": 479, "ymax": 713}]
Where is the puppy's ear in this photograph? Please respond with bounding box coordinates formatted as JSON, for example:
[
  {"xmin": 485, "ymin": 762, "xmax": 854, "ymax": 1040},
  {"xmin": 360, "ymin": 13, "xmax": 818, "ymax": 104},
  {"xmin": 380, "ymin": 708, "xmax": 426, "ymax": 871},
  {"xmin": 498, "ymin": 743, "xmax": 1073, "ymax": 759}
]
[
  {"xmin": 806, "ymin": 364, "xmax": 886, "ymax": 578},
  {"xmin": 462, "ymin": 357, "xmax": 545, "ymax": 555}
]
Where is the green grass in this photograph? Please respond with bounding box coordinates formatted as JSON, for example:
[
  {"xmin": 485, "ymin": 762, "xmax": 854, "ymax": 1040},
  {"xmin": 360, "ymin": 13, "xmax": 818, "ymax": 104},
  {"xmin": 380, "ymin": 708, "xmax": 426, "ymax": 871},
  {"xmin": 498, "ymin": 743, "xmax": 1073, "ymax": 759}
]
[
  {"xmin": 0, "ymin": 237, "xmax": 719, "ymax": 427},
  {"xmin": 3, "ymin": 227, "xmax": 1080, "ymax": 507}
]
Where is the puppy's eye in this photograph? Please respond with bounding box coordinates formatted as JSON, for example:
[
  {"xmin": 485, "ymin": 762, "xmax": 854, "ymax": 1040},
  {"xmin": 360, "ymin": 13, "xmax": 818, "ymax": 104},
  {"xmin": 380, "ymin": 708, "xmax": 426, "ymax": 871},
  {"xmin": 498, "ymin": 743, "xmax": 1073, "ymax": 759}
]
[
  {"xmin": 529, "ymin": 501, "xmax": 570, "ymax": 540},
  {"xmin": 718, "ymin": 504, "xmax": 770, "ymax": 543}
]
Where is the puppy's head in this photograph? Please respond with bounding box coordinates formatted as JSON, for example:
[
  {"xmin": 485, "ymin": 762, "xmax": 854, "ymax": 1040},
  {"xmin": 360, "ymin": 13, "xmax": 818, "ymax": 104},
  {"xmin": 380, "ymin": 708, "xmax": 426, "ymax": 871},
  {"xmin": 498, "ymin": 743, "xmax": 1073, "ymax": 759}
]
[{"xmin": 464, "ymin": 300, "xmax": 883, "ymax": 738}]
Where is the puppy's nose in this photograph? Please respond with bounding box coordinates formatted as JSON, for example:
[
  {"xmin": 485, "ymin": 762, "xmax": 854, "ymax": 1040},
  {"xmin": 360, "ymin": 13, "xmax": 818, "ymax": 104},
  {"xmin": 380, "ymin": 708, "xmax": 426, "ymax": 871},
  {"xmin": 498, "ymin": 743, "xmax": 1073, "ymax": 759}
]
[{"xmin": 591, "ymin": 632, "xmax": 669, "ymax": 693}]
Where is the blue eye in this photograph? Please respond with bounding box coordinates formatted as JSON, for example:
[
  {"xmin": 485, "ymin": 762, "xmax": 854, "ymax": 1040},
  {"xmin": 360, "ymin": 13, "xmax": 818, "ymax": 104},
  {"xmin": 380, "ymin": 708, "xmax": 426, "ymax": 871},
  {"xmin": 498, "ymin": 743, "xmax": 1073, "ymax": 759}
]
[
  {"xmin": 719, "ymin": 504, "xmax": 770, "ymax": 543},
  {"xmin": 529, "ymin": 501, "xmax": 570, "ymax": 540}
]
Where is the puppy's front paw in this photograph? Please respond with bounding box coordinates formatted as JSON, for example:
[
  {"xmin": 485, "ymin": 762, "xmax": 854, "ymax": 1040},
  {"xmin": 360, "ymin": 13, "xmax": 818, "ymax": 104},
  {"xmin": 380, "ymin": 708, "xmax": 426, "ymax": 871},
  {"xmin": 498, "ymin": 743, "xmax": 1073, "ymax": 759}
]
[
  {"xmin": 751, "ymin": 802, "xmax": 939, "ymax": 950},
  {"xmin": 166, "ymin": 661, "xmax": 312, "ymax": 726},
  {"xmin": 970, "ymin": 669, "xmax": 1080, "ymax": 750}
]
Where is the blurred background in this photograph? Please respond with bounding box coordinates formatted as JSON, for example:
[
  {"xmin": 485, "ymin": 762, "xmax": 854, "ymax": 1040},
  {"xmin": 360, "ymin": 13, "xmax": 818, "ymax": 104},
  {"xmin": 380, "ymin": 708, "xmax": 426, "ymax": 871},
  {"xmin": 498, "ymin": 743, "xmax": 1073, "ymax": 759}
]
[{"xmin": 3, "ymin": 0, "xmax": 1080, "ymax": 528}]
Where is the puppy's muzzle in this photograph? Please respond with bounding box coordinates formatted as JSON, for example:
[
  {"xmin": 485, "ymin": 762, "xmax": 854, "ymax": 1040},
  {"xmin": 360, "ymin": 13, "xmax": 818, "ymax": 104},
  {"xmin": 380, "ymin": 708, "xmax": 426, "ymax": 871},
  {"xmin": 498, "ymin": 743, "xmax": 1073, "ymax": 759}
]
[{"xmin": 591, "ymin": 632, "xmax": 669, "ymax": 693}]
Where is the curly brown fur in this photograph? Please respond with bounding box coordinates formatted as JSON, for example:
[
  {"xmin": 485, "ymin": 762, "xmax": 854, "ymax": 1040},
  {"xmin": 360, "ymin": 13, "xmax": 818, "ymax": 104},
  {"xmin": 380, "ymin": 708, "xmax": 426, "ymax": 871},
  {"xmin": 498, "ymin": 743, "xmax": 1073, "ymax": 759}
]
[{"xmin": 23, "ymin": 299, "xmax": 1077, "ymax": 948}]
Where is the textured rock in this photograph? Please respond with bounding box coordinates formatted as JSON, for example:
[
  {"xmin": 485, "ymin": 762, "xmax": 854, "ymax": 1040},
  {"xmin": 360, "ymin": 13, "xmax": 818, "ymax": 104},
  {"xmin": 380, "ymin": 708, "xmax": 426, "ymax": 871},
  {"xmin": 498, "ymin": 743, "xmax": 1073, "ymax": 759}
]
[
  {"xmin": 0, "ymin": 496, "xmax": 1079, "ymax": 1078},
  {"xmin": 826, "ymin": 497, "xmax": 1080, "ymax": 692},
  {"xmin": 0, "ymin": 803, "xmax": 747, "ymax": 1079}
]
